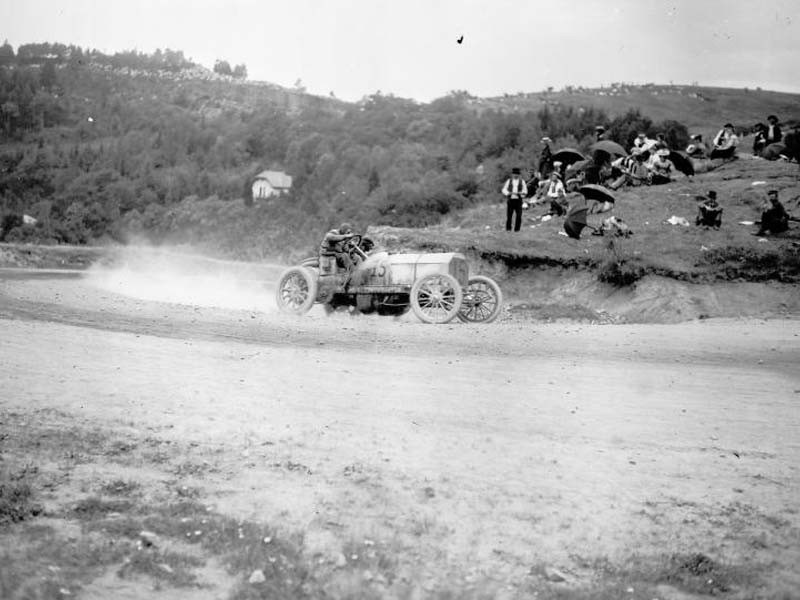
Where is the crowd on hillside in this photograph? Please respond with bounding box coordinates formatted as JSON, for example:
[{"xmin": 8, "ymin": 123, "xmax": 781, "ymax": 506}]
[{"xmin": 499, "ymin": 115, "xmax": 798, "ymax": 236}]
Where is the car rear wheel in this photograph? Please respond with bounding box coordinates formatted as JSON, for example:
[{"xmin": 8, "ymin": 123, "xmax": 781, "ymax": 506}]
[
  {"xmin": 275, "ymin": 266, "xmax": 317, "ymax": 314},
  {"xmin": 457, "ymin": 275, "xmax": 503, "ymax": 323},
  {"xmin": 410, "ymin": 273, "xmax": 463, "ymax": 324}
]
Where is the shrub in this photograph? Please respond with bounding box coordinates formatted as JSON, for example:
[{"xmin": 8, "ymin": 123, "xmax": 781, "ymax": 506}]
[{"xmin": 597, "ymin": 239, "xmax": 647, "ymax": 286}]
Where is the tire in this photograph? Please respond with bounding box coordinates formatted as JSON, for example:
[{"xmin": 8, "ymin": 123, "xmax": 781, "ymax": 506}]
[
  {"xmin": 457, "ymin": 275, "xmax": 503, "ymax": 324},
  {"xmin": 275, "ymin": 266, "xmax": 317, "ymax": 314},
  {"xmin": 410, "ymin": 273, "xmax": 463, "ymax": 324}
]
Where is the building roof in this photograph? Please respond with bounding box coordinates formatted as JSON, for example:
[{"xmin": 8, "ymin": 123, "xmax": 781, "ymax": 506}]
[{"xmin": 254, "ymin": 170, "xmax": 292, "ymax": 189}]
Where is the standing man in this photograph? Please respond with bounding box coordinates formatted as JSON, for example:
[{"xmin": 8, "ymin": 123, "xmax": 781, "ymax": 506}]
[{"xmin": 502, "ymin": 167, "xmax": 528, "ymax": 232}]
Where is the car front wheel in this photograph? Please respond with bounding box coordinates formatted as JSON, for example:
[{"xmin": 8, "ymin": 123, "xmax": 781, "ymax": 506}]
[{"xmin": 275, "ymin": 266, "xmax": 318, "ymax": 314}]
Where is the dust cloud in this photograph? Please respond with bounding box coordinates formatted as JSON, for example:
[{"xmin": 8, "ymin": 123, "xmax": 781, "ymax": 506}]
[{"xmin": 86, "ymin": 246, "xmax": 286, "ymax": 312}]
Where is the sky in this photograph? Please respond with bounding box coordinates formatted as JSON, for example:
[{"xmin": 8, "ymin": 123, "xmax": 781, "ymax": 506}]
[{"xmin": 2, "ymin": 0, "xmax": 800, "ymax": 102}]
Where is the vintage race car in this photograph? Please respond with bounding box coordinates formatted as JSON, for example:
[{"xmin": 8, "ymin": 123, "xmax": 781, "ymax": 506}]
[{"xmin": 275, "ymin": 235, "xmax": 503, "ymax": 324}]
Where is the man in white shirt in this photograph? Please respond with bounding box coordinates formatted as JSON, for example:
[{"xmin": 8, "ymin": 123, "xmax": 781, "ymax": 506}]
[
  {"xmin": 544, "ymin": 171, "xmax": 567, "ymax": 216},
  {"xmin": 502, "ymin": 167, "xmax": 528, "ymax": 231}
]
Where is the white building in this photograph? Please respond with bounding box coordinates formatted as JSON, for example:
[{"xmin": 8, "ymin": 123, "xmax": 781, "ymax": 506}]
[{"xmin": 251, "ymin": 170, "xmax": 292, "ymax": 200}]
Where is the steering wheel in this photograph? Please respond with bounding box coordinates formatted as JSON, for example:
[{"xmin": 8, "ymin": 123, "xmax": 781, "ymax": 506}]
[
  {"xmin": 345, "ymin": 234, "xmax": 367, "ymax": 260},
  {"xmin": 345, "ymin": 234, "xmax": 362, "ymax": 249}
]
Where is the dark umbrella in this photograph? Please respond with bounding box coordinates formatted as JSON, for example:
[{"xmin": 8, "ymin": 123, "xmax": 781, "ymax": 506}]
[
  {"xmin": 552, "ymin": 148, "xmax": 586, "ymax": 166},
  {"xmin": 563, "ymin": 205, "xmax": 596, "ymax": 239},
  {"xmin": 578, "ymin": 184, "xmax": 616, "ymax": 204},
  {"xmin": 591, "ymin": 140, "xmax": 627, "ymax": 157},
  {"xmin": 668, "ymin": 150, "xmax": 695, "ymax": 176},
  {"xmin": 565, "ymin": 158, "xmax": 592, "ymax": 178}
]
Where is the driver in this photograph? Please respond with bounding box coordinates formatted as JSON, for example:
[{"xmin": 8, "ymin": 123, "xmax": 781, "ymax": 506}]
[{"xmin": 320, "ymin": 222, "xmax": 359, "ymax": 272}]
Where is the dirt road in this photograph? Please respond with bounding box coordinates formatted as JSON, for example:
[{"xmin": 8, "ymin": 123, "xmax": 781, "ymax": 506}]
[{"xmin": 1, "ymin": 265, "xmax": 799, "ymax": 598}]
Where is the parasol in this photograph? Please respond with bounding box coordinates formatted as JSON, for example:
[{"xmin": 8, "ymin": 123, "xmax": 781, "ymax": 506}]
[
  {"xmin": 563, "ymin": 205, "xmax": 596, "ymax": 239},
  {"xmin": 668, "ymin": 150, "xmax": 695, "ymax": 176},
  {"xmin": 578, "ymin": 184, "xmax": 616, "ymax": 205},
  {"xmin": 591, "ymin": 140, "xmax": 627, "ymax": 157},
  {"xmin": 552, "ymin": 148, "xmax": 586, "ymax": 166}
]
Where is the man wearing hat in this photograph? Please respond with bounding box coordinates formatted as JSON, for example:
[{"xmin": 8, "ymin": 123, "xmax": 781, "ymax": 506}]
[
  {"xmin": 765, "ymin": 115, "xmax": 782, "ymax": 146},
  {"xmin": 755, "ymin": 190, "xmax": 790, "ymax": 236},
  {"xmin": 696, "ymin": 190, "xmax": 723, "ymax": 229},
  {"xmin": 710, "ymin": 123, "xmax": 739, "ymax": 159},
  {"xmin": 686, "ymin": 134, "xmax": 708, "ymax": 158},
  {"xmin": 649, "ymin": 148, "xmax": 675, "ymax": 185},
  {"xmin": 595, "ymin": 125, "xmax": 608, "ymax": 141},
  {"xmin": 502, "ymin": 167, "xmax": 528, "ymax": 232}
]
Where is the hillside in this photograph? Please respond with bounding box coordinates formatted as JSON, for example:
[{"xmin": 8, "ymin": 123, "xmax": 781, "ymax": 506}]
[
  {"xmin": 479, "ymin": 84, "xmax": 800, "ymax": 133},
  {"xmin": 1, "ymin": 40, "xmax": 799, "ymax": 283}
]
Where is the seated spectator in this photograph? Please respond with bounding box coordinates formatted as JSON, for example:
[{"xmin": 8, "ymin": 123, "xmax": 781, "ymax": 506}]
[
  {"xmin": 609, "ymin": 148, "xmax": 650, "ymax": 189},
  {"xmin": 765, "ymin": 115, "xmax": 782, "ymax": 146},
  {"xmin": 565, "ymin": 169, "xmax": 585, "ymax": 193},
  {"xmin": 525, "ymin": 169, "xmax": 541, "ymax": 200},
  {"xmin": 649, "ymin": 149, "xmax": 674, "ymax": 185},
  {"xmin": 710, "ymin": 123, "xmax": 739, "ymax": 159},
  {"xmin": 654, "ymin": 132, "xmax": 669, "ymax": 150},
  {"xmin": 543, "ymin": 171, "xmax": 568, "ymax": 216},
  {"xmin": 595, "ymin": 125, "xmax": 608, "ymax": 141},
  {"xmin": 686, "ymin": 134, "xmax": 708, "ymax": 158},
  {"xmin": 631, "ymin": 132, "xmax": 649, "ymax": 152},
  {"xmin": 752, "ymin": 123, "xmax": 768, "ymax": 156},
  {"xmin": 754, "ymin": 190, "xmax": 790, "ymax": 235},
  {"xmin": 695, "ymin": 190, "xmax": 723, "ymax": 229}
]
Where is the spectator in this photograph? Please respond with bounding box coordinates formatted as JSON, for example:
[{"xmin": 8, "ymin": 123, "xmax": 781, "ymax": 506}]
[
  {"xmin": 649, "ymin": 149, "xmax": 674, "ymax": 185},
  {"xmin": 752, "ymin": 123, "xmax": 768, "ymax": 155},
  {"xmin": 695, "ymin": 190, "xmax": 723, "ymax": 229},
  {"xmin": 543, "ymin": 171, "xmax": 568, "ymax": 216},
  {"xmin": 654, "ymin": 133, "xmax": 669, "ymax": 150},
  {"xmin": 502, "ymin": 167, "xmax": 528, "ymax": 232},
  {"xmin": 632, "ymin": 132, "xmax": 649, "ymax": 152},
  {"xmin": 765, "ymin": 115, "xmax": 783, "ymax": 146},
  {"xmin": 754, "ymin": 190, "xmax": 790, "ymax": 235},
  {"xmin": 710, "ymin": 123, "xmax": 739, "ymax": 159},
  {"xmin": 686, "ymin": 134, "xmax": 708, "ymax": 158},
  {"xmin": 552, "ymin": 160, "xmax": 565, "ymax": 182},
  {"xmin": 609, "ymin": 148, "xmax": 650, "ymax": 189},
  {"xmin": 525, "ymin": 169, "xmax": 541, "ymax": 200},
  {"xmin": 595, "ymin": 125, "xmax": 608, "ymax": 141}
]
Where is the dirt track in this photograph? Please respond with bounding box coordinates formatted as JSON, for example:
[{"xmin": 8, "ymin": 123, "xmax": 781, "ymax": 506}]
[{"xmin": 1, "ymin": 266, "xmax": 799, "ymax": 597}]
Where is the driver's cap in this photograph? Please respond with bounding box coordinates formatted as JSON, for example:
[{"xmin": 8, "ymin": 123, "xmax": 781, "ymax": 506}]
[{"xmin": 339, "ymin": 222, "xmax": 353, "ymax": 234}]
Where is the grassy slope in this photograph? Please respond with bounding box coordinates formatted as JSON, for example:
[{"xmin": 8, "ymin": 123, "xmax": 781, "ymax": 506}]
[
  {"xmin": 480, "ymin": 85, "xmax": 800, "ymax": 132},
  {"xmin": 369, "ymin": 156, "xmax": 800, "ymax": 284},
  {"xmin": 3, "ymin": 157, "xmax": 798, "ymax": 285}
]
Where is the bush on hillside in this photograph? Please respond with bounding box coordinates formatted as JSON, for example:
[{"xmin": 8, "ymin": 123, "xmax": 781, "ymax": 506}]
[{"xmin": 597, "ymin": 238, "xmax": 647, "ymax": 286}]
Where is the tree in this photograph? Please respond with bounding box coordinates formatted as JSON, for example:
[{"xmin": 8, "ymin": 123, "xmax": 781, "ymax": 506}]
[
  {"xmin": 232, "ymin": 63, "xmax": 247, "ymax": 79},
  {"xmin": 40, "ymin": 61, "xmax": 58, "ymax": 90},
  {"xmin": 0, "ymin": 40, "xmax": 14, "ymax": 65},
  {"xmin": 213, "ymin": 60, "xmax": 232, "ymax": 76}
]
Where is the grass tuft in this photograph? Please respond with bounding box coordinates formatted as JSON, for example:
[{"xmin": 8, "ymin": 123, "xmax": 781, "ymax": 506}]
[{"xmin": 0, "ymin": 467, "xmax": 42, "ymax": 526}]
